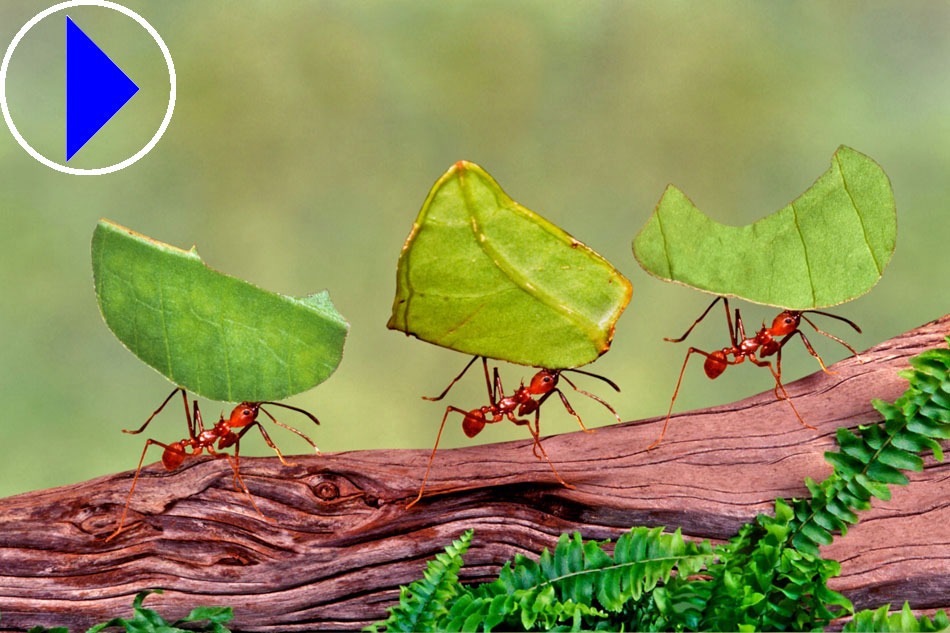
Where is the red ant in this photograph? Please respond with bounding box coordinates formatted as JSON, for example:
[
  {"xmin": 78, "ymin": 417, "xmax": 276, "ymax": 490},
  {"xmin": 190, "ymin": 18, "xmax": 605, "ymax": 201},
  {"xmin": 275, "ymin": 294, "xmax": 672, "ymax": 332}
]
[
  {"xmin": 106, "ymin": 387, "xmax": 320, "ymax": 541},
  {"xmin": 407, "ymin": 356, "xmax": 621, "ymax": 508},
  {"xmin": 649, "ymin": 296, "xmax": 861, "ymax": 449}
]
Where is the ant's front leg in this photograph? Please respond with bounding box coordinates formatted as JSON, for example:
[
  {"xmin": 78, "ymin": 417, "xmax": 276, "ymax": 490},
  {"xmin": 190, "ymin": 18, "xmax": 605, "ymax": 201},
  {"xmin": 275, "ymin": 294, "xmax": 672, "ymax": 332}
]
[
  {"xmin": 208, "ymin": 444, "xmax": 272, "ymax": 521},
  {"xmin": 748, "ymin": 356, "xmax": 816, "ymax": 430},
  {"xmin": 236, "ymin": 420, "xmax": 296, "ymax": 467},
  {"xmin": 558, "ymin": 374, "xmax": 620, "ymax": 425},
  {"xmin": 780, "ymin": 330, "xmax": 835, "ymax": 375},
  {"xmin": 509, "ymin": 411, "xmax": 575, "ymax": 489}
]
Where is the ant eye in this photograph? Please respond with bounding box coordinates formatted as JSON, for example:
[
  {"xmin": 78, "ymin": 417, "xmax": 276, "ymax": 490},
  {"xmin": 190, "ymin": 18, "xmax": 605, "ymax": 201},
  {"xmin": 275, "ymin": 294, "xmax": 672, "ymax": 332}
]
[
  {"xmin": 242, "ymin": 409, "xmax": 251, "ymax": 416},
  {"xmin": 784, "ymin": 318, "xmax": 792, "ymax": 324},
  {"xmin": 544, "ymin": 377, "xmax": 551, "ymax": 382}
]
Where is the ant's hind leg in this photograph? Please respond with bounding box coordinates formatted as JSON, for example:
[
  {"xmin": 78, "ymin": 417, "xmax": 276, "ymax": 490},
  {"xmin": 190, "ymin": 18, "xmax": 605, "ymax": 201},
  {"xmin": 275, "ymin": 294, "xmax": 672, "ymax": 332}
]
[
  {"xmin": 665, "ymin": 297, "xmax": 722, "ymax": 343},
  {"xmin": 407, "ymin": 406, "xmax": 467, "ymax": 509},
  {"xmin": 423, "ymin": 356, "xmax": 480, "ymax": 402},
  {"xmin": 650, "ymin": 347, "xmax": 722, "ymax": 450},
  {"xmin": 105, "ymin": 438, "xmax": 182, "ymax": 542},
  {"xmin": 123, "ymin": 387, "xmax": 187, "ymax": 435}
]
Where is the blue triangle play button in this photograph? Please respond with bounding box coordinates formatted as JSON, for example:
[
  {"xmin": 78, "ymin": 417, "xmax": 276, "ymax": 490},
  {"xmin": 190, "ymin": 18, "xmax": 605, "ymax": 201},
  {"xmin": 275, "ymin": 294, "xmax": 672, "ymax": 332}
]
[{"xmin": 66, "ymin": 16, "xmax": 139, "ymax": 161}]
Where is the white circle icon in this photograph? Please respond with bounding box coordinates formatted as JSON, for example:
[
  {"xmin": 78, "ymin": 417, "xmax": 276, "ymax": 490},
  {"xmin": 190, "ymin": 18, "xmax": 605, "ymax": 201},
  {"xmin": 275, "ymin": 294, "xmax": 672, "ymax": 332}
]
[{"xmin": 0, "ymin": 0, "xmax": 176, "ymax": 176}]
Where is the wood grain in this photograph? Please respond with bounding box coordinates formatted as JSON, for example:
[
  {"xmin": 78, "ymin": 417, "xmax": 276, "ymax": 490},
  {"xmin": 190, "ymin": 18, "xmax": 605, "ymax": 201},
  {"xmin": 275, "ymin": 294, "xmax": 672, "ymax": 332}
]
[{"xmin": 0, "ymin": 315, "xmax": 947, "ymax": 631}]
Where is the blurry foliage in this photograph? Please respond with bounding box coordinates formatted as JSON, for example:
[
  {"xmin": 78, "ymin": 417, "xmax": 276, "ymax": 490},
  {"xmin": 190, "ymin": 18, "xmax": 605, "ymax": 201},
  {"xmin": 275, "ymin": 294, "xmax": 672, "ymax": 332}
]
[{"xmin": 1, "ymin": 1, "xmax": 950, "ymax": 495}]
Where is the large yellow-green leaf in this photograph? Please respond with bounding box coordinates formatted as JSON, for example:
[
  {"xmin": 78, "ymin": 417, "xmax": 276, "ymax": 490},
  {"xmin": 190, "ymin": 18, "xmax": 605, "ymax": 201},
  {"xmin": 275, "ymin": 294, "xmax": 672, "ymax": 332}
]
[
  {"xmin": 388, "ymin": 161, "xmax": 632, "ymax": 369},
  {"xmin": 633, "ymin": 146, "xmax": 896, "ymax": 309},
  {"xmin": 92, "ymin": 219, "xmax": 348, "ymax": 402}
]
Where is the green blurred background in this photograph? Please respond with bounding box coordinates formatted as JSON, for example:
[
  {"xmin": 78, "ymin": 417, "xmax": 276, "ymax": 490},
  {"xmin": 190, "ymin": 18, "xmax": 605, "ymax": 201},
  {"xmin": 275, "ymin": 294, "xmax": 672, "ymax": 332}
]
[{"xmin": 1, "ymin": 1, "xmax": 947, "ymax": 498}]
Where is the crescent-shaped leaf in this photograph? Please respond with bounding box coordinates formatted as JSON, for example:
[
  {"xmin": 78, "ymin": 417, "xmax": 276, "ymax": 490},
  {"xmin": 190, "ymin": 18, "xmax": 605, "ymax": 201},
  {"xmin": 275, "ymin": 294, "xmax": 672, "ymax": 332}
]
[
  {"xmin": 92, "ymin": 219, "xmax": 348, "ymax": 402},
  {"xmin": 388, "ymin": 161, "xmax": 632, "ymax": 369},
  {"xmin": 633, "ymin": 146, "xmax": 896, "ymax": 309}
]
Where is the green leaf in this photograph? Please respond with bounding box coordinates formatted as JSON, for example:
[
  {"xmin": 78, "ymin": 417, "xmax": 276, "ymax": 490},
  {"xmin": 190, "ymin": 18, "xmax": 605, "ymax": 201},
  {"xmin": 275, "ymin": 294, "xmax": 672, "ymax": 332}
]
[
  {"xmin": 633, "ymin": 146, "xmax": 895, "ymax": 309},
  {"xmin": 92, "ymin": 220, "xmax": 348, "ymax": 402},
  {"xmin": 388, "ymin": 161, "xmax": 632, "ymax": 369}
]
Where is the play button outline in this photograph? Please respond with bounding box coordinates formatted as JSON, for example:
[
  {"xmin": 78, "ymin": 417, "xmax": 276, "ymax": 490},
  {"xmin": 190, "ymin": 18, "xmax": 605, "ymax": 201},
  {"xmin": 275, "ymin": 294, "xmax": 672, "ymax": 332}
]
[
  {"xmin": 0, "ymin": 0, "xmax": 176, "ymax": 176},
  {"xmin": 66, "ymin": 15, "xmax": 140, "ymax": 161}
]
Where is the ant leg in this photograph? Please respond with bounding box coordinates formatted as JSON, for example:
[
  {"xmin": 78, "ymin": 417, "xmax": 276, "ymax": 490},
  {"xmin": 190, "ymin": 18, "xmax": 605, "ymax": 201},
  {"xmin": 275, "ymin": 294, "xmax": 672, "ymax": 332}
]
[
  {"xmin": 407, "ymin": 406, "xmax": 468, "ymax": 509},
  {"xmin": 800, "ymin": 314, "xmax": 863, "ymax": 362},
  {"xmin": 123, "ymin": 387, "xmax": 187, "ymax": 435},
  {"xmin": 665, "ymin": 297, "xmax": 722, "ymax": 343},
  {"xmin": 213, "ymin": 446, "xmax": 272, "ymax": 522},
  {"xmin": 238, "ymin": 419, "xmax": 297, "ymax": 466},
  {"xmin": 773, "ymin": 347, "xmax": 784, "ymax": 400},
  {"xmin": 749, "ymin": 356, "xmax": 816, "ymax": 431},
  {"xmin": 528, "ymin": 392, "xmax": 556, "ymax": 458},
  {"xmin": 559, "ymin": 374, "xmax": 620, "ymax": 425},
  {"xmin": 734, "ymin": 304, "xmax": 747, "ymax": 341},
  {"xmin": 258, "ymin": 407, "xmax": 319, "ymax": 456},
  {"xmin": 423, "ymin": 356, "xmax": 479, "ymax": 401},
  {"xmin": 781, "ymin": 329, "xmax": 835, "ymax": 375},
  {"xmin": 550, "ymin": 387, "xmax": 594, "ymax": 432},
  {"xmin": 105, "ymin": 438, "xmax": 184, "ymax": 542},
  {"xmin": 650, "ymin": 347, "xmax": 725, "ymax": 450},
  {"xmin": 511, "ymin": 411, "xmax": 575, "ymax": 489},
  {"xmin": 493, "ymin": 366, "xmax": 505, "ymax": 403}
]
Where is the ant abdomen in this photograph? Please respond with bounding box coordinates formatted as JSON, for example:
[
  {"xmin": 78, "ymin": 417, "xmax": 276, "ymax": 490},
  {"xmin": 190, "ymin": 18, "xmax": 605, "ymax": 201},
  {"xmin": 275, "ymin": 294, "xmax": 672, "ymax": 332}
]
[
  {"xmin": 703, "ymin": 351, "xmax": 728, "ymax": 379},
  {"xmin": 162, "ymin": 443, "xmax": 185, "ymax": 470},
  {"xmin": 462, "ymin": 414, "xmax": 485, "ymax": 438}
]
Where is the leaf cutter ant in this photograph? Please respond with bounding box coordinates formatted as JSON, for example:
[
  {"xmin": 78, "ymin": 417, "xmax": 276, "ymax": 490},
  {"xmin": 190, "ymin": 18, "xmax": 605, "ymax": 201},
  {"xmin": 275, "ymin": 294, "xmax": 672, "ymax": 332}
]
[
  {"xmin": 650, "ymin": 296, "xmax": 861, "ymax": 449},
  {"xmin": 106, "ymin": 387, "xmax": 320, "ymax": 541},
  {"xmin": 407, "ymin": 356, "xmax": 622, "ymax": 508}
]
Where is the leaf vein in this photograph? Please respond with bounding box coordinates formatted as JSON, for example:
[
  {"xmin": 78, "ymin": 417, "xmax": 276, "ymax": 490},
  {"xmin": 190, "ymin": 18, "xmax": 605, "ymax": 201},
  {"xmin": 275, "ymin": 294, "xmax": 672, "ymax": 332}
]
[
  {"xmin": 790, "ymin": 202, "xmax": 817, "ymax": 307},
  {"xmin": 835, "ymin": 153, "xmax": 882, "ymax": 275}
]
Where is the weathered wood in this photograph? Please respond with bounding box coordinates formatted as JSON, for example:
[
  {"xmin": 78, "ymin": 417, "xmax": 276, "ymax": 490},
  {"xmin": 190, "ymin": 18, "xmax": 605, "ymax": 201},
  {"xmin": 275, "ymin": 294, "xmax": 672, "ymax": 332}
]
[{"xmin": 0, "ymin": 315, "xmax": 948, "ymax": 631}]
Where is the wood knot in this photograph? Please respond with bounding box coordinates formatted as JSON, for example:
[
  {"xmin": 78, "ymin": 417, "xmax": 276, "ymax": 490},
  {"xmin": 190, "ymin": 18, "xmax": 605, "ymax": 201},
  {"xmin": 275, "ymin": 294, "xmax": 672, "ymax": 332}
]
[{"xmin": 314, "ymin": 482, "xmax": 340, "ymax": 500}]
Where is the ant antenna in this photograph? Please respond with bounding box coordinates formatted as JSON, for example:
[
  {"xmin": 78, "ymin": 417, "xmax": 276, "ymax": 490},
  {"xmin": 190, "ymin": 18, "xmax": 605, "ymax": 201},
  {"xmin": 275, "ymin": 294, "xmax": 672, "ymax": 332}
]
[
  {"xmin": 257, "ymin": 401, "xmax": 321, "ymax": 426},
  {"xmin": 801, "ymin": 310, "xmax": 862, "ymax": 333},
  {"xmin": 258, "ymin": 406, "xmax": 321, "ymax": 453},
  {"xmin": 559, "ymin": 374, "xmax": 621, "ymax": 422},
  {"xmin": 799, "ymin": 315, "xmax": 860, "ymax": 356},
  {"xmin": 562, "ymin": 368, "xmax": 621, "ymax": 392}
]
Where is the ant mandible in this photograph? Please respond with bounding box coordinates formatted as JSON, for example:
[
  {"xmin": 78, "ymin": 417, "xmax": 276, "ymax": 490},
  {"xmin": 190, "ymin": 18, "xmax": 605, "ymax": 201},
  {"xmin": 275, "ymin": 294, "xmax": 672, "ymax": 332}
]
[
  {"xmin": 106, "ymin": 387, "xmax": 320, "ymax": 541},
  {"xmin": 649, "ymin": 296, "xmax": 861, "ymax": 450},
  {"xmin": 407, "ymin": 356, "xmax": 621, "ymax": 508}
]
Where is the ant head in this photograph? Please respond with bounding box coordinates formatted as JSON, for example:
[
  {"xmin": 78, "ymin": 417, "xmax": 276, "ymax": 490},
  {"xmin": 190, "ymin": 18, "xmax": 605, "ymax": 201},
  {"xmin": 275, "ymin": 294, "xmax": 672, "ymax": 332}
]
[
  {"xmin": 527, "ymin": 369, "xmax": 559, "ymax": 395},
  {"xmin": 771, "ymin": 311, "xmax": 801, "ymax": 335},
  {"xmin": 228, "ymin": 402, "xmax": 260, "ymax": 427}
]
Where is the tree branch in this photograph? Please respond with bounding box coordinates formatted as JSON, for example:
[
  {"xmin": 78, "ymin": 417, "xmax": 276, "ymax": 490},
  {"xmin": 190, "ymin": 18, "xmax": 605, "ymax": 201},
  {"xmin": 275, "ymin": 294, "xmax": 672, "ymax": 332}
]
[{"xmin": 0, "ymin": 315, "xmax": 948, "ymax": 631}]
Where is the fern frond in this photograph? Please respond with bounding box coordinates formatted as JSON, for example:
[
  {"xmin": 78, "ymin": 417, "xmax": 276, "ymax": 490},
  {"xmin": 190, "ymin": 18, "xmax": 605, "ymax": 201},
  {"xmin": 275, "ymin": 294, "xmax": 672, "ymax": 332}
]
[
  {"xmin": 367, "ymin": 529, "xmax": 473, "ymax": 633},
  {"xmin": 788, "ymin": 339, "xmax": 950, "ymax": 556},
  {"xmin": 456, "ymin": 527, "xmax": 712, "ymax": 631},
  {"xmin": 843, "ymin": 601, "xmax": 950, "ymax": 632}
]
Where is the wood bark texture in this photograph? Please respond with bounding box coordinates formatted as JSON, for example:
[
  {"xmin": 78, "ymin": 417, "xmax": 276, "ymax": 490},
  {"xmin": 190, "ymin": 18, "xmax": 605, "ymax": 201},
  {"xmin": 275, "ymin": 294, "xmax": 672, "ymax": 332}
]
[{"xmin": 0, "ymin": 315, "xmax": 948, "ymax": 632}]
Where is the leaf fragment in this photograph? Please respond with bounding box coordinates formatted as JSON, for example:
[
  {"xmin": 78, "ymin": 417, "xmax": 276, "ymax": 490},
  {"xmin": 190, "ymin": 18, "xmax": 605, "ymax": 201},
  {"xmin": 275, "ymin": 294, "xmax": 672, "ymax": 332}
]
[
  {"xmin": 388, "ymin": 161, "xmax": 632, "ymax": 368},
  {"xmin": 92, "ymin": 219, "xmax": 348, "ymax": 402},
  {"xmin": 633, "ymin": 146, "xmax": 896, "ymax": 309}
]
